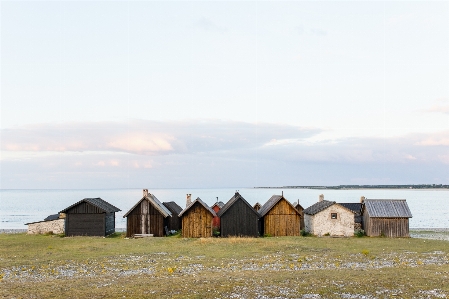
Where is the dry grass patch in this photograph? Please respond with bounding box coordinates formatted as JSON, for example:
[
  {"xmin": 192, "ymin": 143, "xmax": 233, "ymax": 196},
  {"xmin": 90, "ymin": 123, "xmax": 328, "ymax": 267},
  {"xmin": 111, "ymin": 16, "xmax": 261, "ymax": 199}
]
[{"xmin": 0, "ymin": 233, "xmax": 448, "ymax": 298}]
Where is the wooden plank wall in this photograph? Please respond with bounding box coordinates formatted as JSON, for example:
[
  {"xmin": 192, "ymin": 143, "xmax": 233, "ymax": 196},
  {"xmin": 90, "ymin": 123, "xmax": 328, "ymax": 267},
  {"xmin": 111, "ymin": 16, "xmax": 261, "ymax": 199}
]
[
  {"xmin": 365, "ymin": 217, "xmax": 410, "ymax": 237},
  {"xmin": 126, "ymin": 200, "xmax": 165, "ymax": 237},
  {"xmin": 221, "ymin": 199, "xmax": 260, "ymax": 237},
  {"xmin": 264, "ymin": 199, "xmax": 300, "ymax": 236},
  {"xmin": 66, "ymin": 202, "xmax": 103, "ymax": 214},
  {"xmin": 105, "ymin": 213, "xmax": 115, "ymax": 235},
  {"xmin": 181, "ymin": 202, "xmax": 213, "ymax": 238},
  {"xmin": 66, "ymin": 213, "xmax": 104, "ymax": 236}
]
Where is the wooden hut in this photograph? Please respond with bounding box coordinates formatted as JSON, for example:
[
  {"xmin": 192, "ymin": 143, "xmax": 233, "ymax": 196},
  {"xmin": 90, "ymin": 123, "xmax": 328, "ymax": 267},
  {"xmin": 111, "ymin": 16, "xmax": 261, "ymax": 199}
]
[
  {"xmin": 217, "ymin": 192, "xmax": 261, "ymax": 237},
  {"xmin": 294, "ymin": 201, "xmax": 305, "ymax": 230},
  {"xmin": 253, "ymin": 202, "xmax": 262, "ymax": 212},
  {"xmin": 211, "ymin": 201, "xmax": 224, "ymax": 230},
  {"xmin": 162, "ymin": 201, "xmax": 182, "ymax": 232},
  {"xmin": 362, "ymin": 199, "xmax": 412, "ymax": 237},
  {"xmin": 123, "ymin": 189, "xmax": 172, "ymax": 237},
  {"xmin": 179, "ymin": 198, "xmax": 216, "ymax": 238},
  {"xmin": 259, "ymin": 195, "xmax": 301, "ymax": 236},
  {"xmin": 303, "ymin": 200, "xmax": 355, "ymax": 237},
  {"xmin": 60, "ymin": 198, "xmax": 121, "ymax": 236}
]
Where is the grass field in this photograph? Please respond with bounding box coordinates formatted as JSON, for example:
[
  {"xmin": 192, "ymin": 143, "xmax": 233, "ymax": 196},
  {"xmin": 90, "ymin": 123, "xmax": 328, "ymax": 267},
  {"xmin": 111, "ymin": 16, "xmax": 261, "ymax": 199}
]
[{"xmin": 0, "ymin": 233, "xmax": 448, "ymax": 298}]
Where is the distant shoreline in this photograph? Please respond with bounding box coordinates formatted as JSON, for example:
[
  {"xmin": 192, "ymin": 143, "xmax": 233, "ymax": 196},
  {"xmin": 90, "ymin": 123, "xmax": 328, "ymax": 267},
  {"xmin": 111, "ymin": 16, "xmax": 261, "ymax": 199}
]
[{"xmin": 254, "ymin": 185, "xmax": 449, "ymax": 190}]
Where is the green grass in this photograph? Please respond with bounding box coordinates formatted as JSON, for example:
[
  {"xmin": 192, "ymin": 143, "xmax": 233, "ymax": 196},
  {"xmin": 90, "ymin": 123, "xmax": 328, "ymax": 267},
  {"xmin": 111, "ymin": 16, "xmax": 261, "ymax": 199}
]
[{"xmin": 1, "ymin": 233, "xmax": 448, "ymax": 298}]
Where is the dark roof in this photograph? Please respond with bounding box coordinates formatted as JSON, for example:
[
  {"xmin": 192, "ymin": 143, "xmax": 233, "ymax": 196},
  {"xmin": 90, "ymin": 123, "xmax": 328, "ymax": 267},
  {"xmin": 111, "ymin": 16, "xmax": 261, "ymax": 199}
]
[
  {"xmin": 339, "ymin": 203, "xmax": 362, "ymax": 214},
  {"xmin": 44, "ymin": 214, "xmax": 60, "ymax": 221},
  {"xmin": 211, "ymin": 201, "xmax": 225, "ymax": 209},
  {"xmin": 294, "ymin": 203, "xmax": 304, "ymax": 210},
  {"xmin": 163, "ymin": 201, "xmax": 183, "ymax": 215},
  {"xmin": 178, "ymin": 197, "xmax": 217, "ymax": 217},
  {"xmin": 303, "ymin": 200, "xmax": 336, "ymax": 215},
  {"xmin": 258, "ymin": 195, "xmax": 299, "ymax": 217},
  {"xmin": 123, "ymin": 194, "xmax": 172, "ymax": 218},
  {"xmin": 364, "ymin": 199, "xmax": 412, "ymax": 218},
  {"xmin": 217, "ymin": 192, "xmax": 261, "ymax": 218},
  {"xmin": 60, "ymin": 198, "xmax": 121, "ymax": 213}
]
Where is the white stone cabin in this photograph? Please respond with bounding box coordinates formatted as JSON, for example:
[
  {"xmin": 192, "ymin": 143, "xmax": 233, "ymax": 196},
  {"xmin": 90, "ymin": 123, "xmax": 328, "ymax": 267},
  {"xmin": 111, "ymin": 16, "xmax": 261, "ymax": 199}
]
[
  {"xmin": 304, "ymin": 195, "xmax": 355, "ymax": 237},
  {"xmin": 26, "ymin": 214, "xmax": 65, "ymax": 234}
]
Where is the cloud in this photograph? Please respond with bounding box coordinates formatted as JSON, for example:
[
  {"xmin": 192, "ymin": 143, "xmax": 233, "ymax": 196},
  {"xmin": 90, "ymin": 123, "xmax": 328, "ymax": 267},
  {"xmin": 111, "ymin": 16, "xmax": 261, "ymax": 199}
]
[
  {"xmin": 1, "ymin": 120, "xmax": 320, "ymax": 155},
  {"xmin": 424, "ymin": 105, "xmax": 449, "ymax": 115},
  {"xmin": 194, "ymin": 17, "xmax": 227, "ymax": 33},
  {"xmin": 310, "ymin": 28, "xmax": 327, "ymax": 36}
]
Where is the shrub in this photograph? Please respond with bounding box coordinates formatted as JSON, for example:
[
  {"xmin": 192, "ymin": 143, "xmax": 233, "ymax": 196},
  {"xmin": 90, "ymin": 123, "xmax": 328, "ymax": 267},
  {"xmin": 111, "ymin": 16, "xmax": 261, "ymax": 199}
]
[
  {"xmin": 300, "ymin": 229, "xmax": 310, "ymax": 237},
  {"xmin": 361, "ymin": 249, "xmax": 370, "ymax": 256},
  {"xmin": 324, "ymin": 232, "xmax": 330, "ymax": 236},
  {"xmin": 212, "ymin": 227, "xmax": 220, "ymax": 237},
  {"xmin": 263, "ymin": 233, "xmax": 272, "ymax": 237},
  {"xmin": 354, "ymin": 229, "xmax": 365, "ymax": 237}
]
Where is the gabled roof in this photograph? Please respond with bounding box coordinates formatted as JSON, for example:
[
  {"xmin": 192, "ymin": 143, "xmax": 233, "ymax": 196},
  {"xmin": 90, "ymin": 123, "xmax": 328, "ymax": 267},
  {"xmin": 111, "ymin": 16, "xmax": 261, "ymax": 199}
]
[
  {"xmin": 123, "ymin": 194, "xmax": 172, "ymax": 218},
  {"xmin": 178, "ymin": 197, "xmax": 216, "ymax": 217},
  {"xmin": 44, "ymin": 214, "xmax": 60, "ymax": 221},
  {"xmin": 258, "ymin": 195, "xmax": 299, "ymax": 217},
  {"xmin": 163, "ymin": 201, "xmax": 182, "ymax": 216},
  {"xmin": 339, "ymin": 203, "xmax": 362, "ymax": 214},
  {"xmin": 294, "ymin": 202, "xmax": 304, "ymax": 210},
  {"xmin": 303, "ymin": 200, "xmax": 337, "ymax": 215},
  {"xmin": 211, "ymin": 201, "xmax": 225, "ymax": 209},
  {"xmin": 364, "ymin": 199, "xmax": 412, "ymax": 218},
  {"xmin": 217, "ymin": 192, "xmax": 261, "ymax": 218},
  {"xmin": 60, "ymin": 198, "xmax": 121, "ymax": 213}
]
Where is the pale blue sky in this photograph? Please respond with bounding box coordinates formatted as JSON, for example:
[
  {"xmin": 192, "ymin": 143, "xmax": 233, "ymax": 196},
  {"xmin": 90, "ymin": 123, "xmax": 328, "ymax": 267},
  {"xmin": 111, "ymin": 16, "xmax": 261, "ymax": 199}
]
[{"xmin": 1, "ymin": 1, "xmax": 448, "ymax": 188}]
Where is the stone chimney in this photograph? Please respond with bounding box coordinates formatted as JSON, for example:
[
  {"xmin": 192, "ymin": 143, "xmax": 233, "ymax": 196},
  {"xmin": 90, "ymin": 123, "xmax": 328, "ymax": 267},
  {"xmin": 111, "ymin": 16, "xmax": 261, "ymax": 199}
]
[
  {"xmin": 143, "ymin": 189, "xmax": 149, "ymax": 197},
  {"xmin": 360, "ymin": 196, "xmax": 365, "ymax": 203},
  {"xmin": 186, "ymin": 194, "xmax": 192, "ymax": 207},
  {"xmin": 319, "ymin": 194, "xmax": 324, "ymax": 202}
]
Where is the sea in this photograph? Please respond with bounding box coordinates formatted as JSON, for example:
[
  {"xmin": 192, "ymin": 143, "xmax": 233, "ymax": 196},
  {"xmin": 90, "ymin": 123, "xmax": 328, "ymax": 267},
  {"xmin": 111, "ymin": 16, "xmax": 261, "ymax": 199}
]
[{"xmin": 1, "ymin": 188, "xmax": 448, "ymax": 230}]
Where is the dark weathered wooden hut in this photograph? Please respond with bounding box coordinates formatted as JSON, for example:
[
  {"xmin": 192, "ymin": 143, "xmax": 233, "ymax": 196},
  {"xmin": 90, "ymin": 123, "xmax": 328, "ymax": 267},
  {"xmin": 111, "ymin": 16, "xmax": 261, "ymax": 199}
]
[
  {"xmin": 362, "ymin": 199, "xmax": 412, "ymax": 237},
  {"xmin": 259, "ymin": 195, "xmax": 301, "ymax": 236},
  {"xmin": 60, "ymin": 198, "xmax": 121, "ymax": 236},
  {"xmin": 253, "ymin": 202, "xmax": 262, "ymax": 212},
  {"xmin": 162, "ymin": 201, "xmax": 182, "ymax": 232},
  {"xmin": 179, "ymin": 198, "xmax": 216, "ymax": 238},
  {"xmin": 217, "ymin": 192, "xmax": 261, "ymax": 237},
  {"xmin": 211, "ymin": 201, "xmax": 224, "ymax": 230},
  {"xmin": 294, "ymin": 201, "xmax": 305, "ymax": 230},
  {"xmin": 123, "ymin": 189, "xmax": 172, "ymax": 237},
  {"xmin": 339, "ymin": 202, "xmax": 363, "ymax": 230}
]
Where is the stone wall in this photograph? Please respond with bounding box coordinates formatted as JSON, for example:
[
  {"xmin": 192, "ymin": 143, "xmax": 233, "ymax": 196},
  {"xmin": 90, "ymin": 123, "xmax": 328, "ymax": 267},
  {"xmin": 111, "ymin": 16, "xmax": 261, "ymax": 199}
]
[
  {"xmin": 305, "ymin": 204, "xmax": 354, "ymax": 237},
  {"xmin": 27, "ymin": 219, "xmax": 65, "ymax": 235}
]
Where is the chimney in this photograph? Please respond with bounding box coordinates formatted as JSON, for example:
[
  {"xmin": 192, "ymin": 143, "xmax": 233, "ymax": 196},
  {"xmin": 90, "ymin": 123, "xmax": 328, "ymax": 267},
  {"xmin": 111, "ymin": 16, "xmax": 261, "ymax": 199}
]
[
  {"xmin": 282, "ymin": 191, "xmax": 284, "ymax": 197},
  {"xmin": 186, "ymin": 194, "xmax": 192, "ymax": 207},
  {"xmin": 319, "ymin": 194, "xmax": 324, "ymax": 202},
  {"xmin": 143, "ymin": 189, "xmax": 149, "ymax": 197},
  {"xmin": 360, "ymin": 196, "xmax": 365, "ymax": 203}
]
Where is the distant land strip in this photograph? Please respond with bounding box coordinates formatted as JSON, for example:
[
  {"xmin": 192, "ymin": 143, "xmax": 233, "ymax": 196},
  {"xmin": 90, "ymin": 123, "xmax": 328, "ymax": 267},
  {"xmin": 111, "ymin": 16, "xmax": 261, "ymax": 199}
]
[{"xmin": 254, "ymin": 184, "xmax": 449, "ymax": 189}]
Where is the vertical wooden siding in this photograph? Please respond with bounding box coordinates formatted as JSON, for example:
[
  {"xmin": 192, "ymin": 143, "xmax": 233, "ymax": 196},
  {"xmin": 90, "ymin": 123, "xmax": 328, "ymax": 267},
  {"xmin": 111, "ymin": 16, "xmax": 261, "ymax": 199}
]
[
  {"xmin": 126, "ymin": 199, "xmax": 164, "ymax": 237},
  {"xmin": 221, "ymin": 199, "xmax": 260, "ymax": 237},
  {"xmin": 66, "ymin": 213, "xmax": 105, "ymax": 236},
  {"xmin": 365, "ymin": 217, "xmax": 410, "ymax": 237},
  {"xmin": 264, "ymin": 199, "xmax": 300, "ymax": 236},
  {"xmin": 181, "ymin": 202, "xmax": 213, "ymax": 238}
]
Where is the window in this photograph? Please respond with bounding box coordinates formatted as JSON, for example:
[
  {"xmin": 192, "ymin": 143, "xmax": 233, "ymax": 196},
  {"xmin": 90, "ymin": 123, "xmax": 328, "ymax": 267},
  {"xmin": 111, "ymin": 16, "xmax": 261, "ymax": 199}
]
[{"xmin": 331, "ymin": 213, "xmax": 337, "ymax": 219}]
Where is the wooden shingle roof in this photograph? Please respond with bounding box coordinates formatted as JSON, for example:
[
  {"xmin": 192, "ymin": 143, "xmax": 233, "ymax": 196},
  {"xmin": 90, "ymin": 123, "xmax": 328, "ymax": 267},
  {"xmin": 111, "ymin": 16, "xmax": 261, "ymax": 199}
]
[
  {"xmin": 178, "ymin": 197, "xmax": 217, "ymax": 217},
  {"xmin": 303, "ymin": 200, "xmax": 336, "ymax": 215},
  {"xmin": 60, "ymin": 198, "xmax": 121, "ymax": 213},
  {"xmin": 339, "ymin": 203, "xmax": 362, "ymax": 214},
  {"xmin": 162, "ymin": 201, "xmax": 183, "ymax": 215},
  {"xmin": 258, "ymin": 195, "xmax": 298, "ymax": 217},
  {"xmin": 217, "ymin": 192, "xmax": 261, "ymax": 218},
  {"xmin": 364, "ymin": 199, "xmax": 412, "ymax": 218},
  {"xmin": 123, "ymin": 194, "xmax": 172, "ymax": 218}
]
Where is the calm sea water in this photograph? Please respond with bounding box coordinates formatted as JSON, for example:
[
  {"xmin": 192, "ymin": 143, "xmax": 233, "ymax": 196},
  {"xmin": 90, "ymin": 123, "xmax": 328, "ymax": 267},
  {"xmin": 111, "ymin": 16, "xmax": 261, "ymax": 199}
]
[{"xmin": 0, "ymin": 188, "xmax": 448, "ymax": 229}]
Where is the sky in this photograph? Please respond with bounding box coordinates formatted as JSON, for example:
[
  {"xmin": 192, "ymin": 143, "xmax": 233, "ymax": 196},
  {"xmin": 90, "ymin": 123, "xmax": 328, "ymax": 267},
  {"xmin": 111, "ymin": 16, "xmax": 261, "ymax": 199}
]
[{"xmin": 1, "ymin": 1, "xmax": 448, "ymax": 189}]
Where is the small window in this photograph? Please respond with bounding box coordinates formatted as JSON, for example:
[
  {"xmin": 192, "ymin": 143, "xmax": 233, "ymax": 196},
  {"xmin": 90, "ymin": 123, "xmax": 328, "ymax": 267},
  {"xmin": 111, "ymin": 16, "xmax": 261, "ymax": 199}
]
[{"xmin": 331, "ymin": 213, "xmax": 337, "ymax": 219}]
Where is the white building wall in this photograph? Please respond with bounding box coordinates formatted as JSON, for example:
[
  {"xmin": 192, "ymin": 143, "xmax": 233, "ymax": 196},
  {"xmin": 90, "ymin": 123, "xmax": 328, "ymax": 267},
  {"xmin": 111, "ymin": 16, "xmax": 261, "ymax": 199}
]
[
  {"xmin": 27, "ymin": 219, "xmax": 65, "ymax": 234},
  {"xmin": 306, "ymin": 205, "xmax": 354, "ymax": 237}
]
